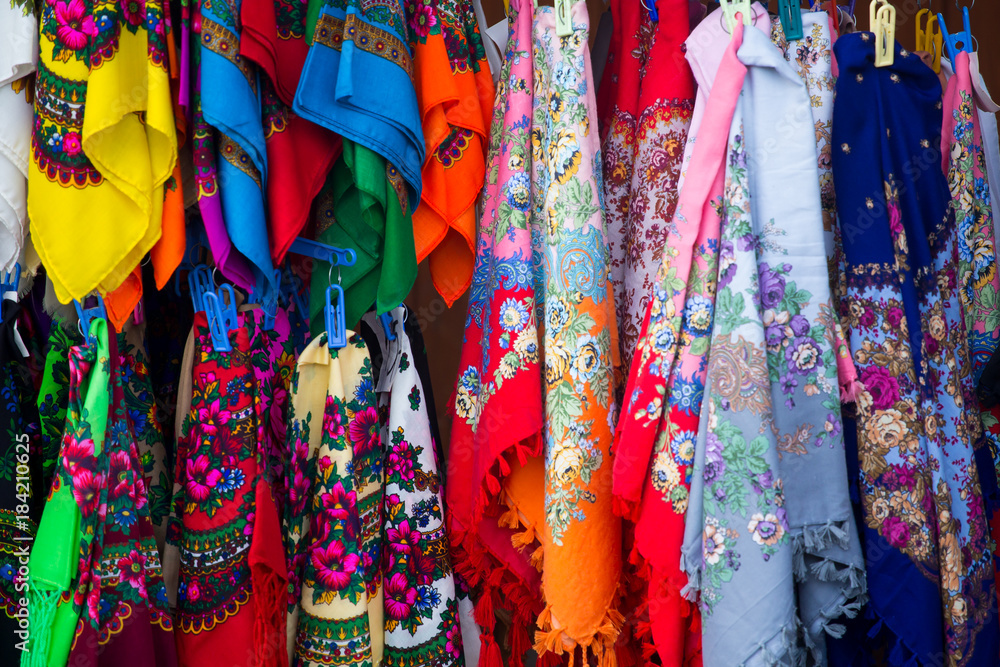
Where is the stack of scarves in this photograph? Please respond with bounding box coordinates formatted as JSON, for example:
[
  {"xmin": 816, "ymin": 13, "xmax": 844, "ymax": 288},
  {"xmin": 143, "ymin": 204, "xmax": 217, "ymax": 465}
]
[
  {"xmin": 407, "ymin": 0, "xmax": 494, "ymax": 305},
  {"xmin": 29, "ymin": 0, "xmax": 177, "ymax": 327},
  {"xmin": 830, "ymin": 33, "xmax": 998, "ymax": 665},
  {"xmin": 0, "ymin": 1, "xmax": 35, "ymax": 272},
  {"xmin": 166, "ymin": 308, "xmax": 290, "ymax": 666},
  {"xmin": 447, "ymin": 0, "xmax": 622, "ymax": 663},
  {"xmin": 25, "ymin": 317, "xmax": 176, "ymax": 667}
]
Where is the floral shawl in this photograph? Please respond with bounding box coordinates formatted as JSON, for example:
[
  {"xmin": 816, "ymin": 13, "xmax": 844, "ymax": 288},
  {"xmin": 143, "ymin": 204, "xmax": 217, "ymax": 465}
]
[
  {"xmin": 169, "ymin": 310, "xmax": 287, "ymax": 666},
  {"xmin": 0, "ymin": 299, "xmax": 39, "ymax": 665},
  {"xmin": 598, "ymin": 0, "xmax": 695, "ymax": 387},
  {"xmin": 284, "ymin": 331, "xmax": 384, "ymax": 667},
  {"xmin": 445, "ymin": 0, "xmax": 545, "ymax": 662},
  {"xmin": 361, "ymin": 306, "xmax": 465, "ymax": 667},
  {"xmin": 408, "ymin": 0, "xmax": 494, "ymax": 305},
  {"xmin": 0, "ymin": 2, "xmax": 34, "ymax": 272},
  {"xmin": 831, "ymin": 34, "xmax": 998, "ymax": 666},
  {"xmin": 29, "ymin": 0, "xmax": 176, "ymax": 319},
  {"xmin": 681, "ymin": 25, "xmax": 864, "ymax": 666},
  {"xmin": 37, "ymin": 319, "xmax": 80, "ymax": 496},
  {"xmin": 23, "ymin": 318, "xmax": 111, "ymax": 667}
]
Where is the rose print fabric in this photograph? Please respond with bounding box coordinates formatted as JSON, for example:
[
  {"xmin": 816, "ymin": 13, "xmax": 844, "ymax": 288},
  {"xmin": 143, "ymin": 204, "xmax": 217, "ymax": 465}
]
[
  {"xmin": 0, "ymin": 2, "xmax": 35, "ymax": 272},
  {"xmin": 831, "ymin": 34, "xmax": 998, "ymax": 666},
  {"xmin": 361, "ymin": 307, "xmax": 465, "ymax": 667},
  {"xmin": 598, "ymin": 0, "xmax": 695, "ymax": 387},
  {"xmin": 680, "ymin": 26, "xmax": 864, "ymax": 666},
  {"xmin": 284, "ymin": 330, "xmax": 383, "ymax": 667}
]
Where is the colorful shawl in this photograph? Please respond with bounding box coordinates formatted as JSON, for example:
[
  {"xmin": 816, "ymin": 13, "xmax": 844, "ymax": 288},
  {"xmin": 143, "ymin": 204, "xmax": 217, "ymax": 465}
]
[
  {"xmin": 284, "ymin": 331, "xmax": 384, "ymax": 667},
  {"xmin": 0, "ymin": 2, "xmax": 35, "ymax": 272},
  {"xmin": 65, "ymin": 330, "xmax": 176, "ymax": 665},
  {"xmin": 0, "ymin": 299, "xmax": 39, "ymax": 665},
  {"xmin": 307, "ymin": 141, "xmax": 418, "ymax": 332},
  {"xmin": 199, "ymin": 0, "xmax": 276, "ymax": 291},
  {"xmin": 29, "ymin": 0, "xmax": 176, "ymax": 311},
  {"xmin": 23, "ymin": 317, "xmax": 110, "ymax": 667},
  {"xmin": 293, "ymin": 0, "xmax": 425, "ymax": 207},
  {"xmin": 408, "ymin": 0, "xmax": 494, "ymax": 305},
  {"xmin": 170, "ymin": 310, "xmax": 287, "ymax": 666},
  {"xmin": 598, "ymin": 0, "xmax": 694, "ymax": 387},
  {"xmin": 361, "ymin": 307, "xmax": 464, "ymax": 667},
  {"xmin": 37, "ymin": 318, "xmax": 80, "ymax": 497},
  {"xmin": 446, "ymin": 1, "xmax": 545, "ymax": 662},
  {"xmin": 681, "ymin": 25, "xmax": 864, "ymax": 665},
  {"xmin": 831, "ymin": 34, "xmax": 998, "ymax": 665}
]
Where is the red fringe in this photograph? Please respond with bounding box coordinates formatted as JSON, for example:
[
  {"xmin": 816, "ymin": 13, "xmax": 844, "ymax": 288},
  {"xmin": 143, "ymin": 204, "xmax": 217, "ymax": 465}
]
[{"xmin": 612, "ymin": 495, "xmax": 641, "ymax": 522}]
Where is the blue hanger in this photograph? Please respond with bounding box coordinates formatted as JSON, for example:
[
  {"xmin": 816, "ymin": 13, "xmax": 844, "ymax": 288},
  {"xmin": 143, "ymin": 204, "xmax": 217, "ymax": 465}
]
[
  {"xmin": 0, "ymin": 263, "xmax": 20, "ymax": 324},
  {"xmin": 778, "ymin": 0, "xmax": 804, "ymax": 40},
  {"xmin": 379, "ymin": 310, "xmax": 397, "ymax": 341},
  {"xmin": 938, "ymin": 6, "xmax": 972, "ymax": 65},
  {"xmin": 174, "ymin": 226, "xmax": 208, "ymax": 297},
  {"xmin": 325, "ymin": 284, "xmax": 348, "ymax": 349},
  {"xmin": 74, "ymin": 293, "xmax": 107, "ymax": 346},
  {"xmin": 188, "ymin": 265, "xmax": 214, "ymax": 313},
  {"xmin": 287, "ymin": 238, "xmax": 357, "ymax": 267},
  {"xmin": 203, "ymin": 284, "xmax": 238, "ymax": 352},
  {"xmin": 249, "ymin": 269, "xmax": 281, "ymax": 330}
]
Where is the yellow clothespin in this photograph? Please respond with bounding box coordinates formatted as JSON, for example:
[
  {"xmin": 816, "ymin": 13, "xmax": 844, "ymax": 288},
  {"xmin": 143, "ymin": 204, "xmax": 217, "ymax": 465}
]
[
  {"xmin": 720, "ymin": 0, "xmax": 752, "ymax": 35},
  {"xmin": 870, "ymin": 0, "xmax": 895, "ymax": 67},
  {"xmin": 916, "ymin": 8, "xmax": 942, "ymax": 72}
]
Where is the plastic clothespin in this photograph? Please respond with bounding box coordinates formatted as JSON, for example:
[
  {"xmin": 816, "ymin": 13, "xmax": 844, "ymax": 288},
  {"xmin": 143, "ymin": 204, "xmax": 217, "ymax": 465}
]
[
  {"xmin": 287, "ymin": 238, "xmax": 358, "ymax": 268},
  {"xmin": 74, "ymin": 293, "xmax": 107, "ymax": 346},
  {"xmin": 720, "ymin": 0, "xmax": 752, "ymax": 35},
  {"xmin": 778, "ymin": 0, "xmax": 804, "ymax": 40},
  {"xmin": 555, "ymin": 0, "xmax": 572, "ymax": 36},
  {"xmin": 133, "ymin": 297, "xmax": 145, "ymax": 325},
  {"xmin": 0, "ymin": 263, "xmax": 20, "ymax": 324},
  {"xmin": 379, "ymin": 311, "xmax": 397, "ymax": 341},
  {"xmin": 641, "ymin": 0, "xmax": 658, "ymax": 22},
  {"xmin": 188, "ymin": 265, "xmax": 213, "ymax": 312},
  {"xmin": 282, "ymin": 265, "xmax": 310, "ymax": 319},
  {"xmin": 916, "ymin": 8, "xmax": 942, "ymax": 73},
  {"xmin": 870, "ymin": 0, "xmax": 895, "ymax": 68},
  {"xmin": 203, "ymin": 284, "xmax": 238, "ymax": 352},
  {"xmin": 324, "ymin": 284, "xmax": 348, "ymax": 349},
  {"xmin": 250, "ymin": 269, "xmax": 281, "ymax": 330},
  {"xmin": 938, "ymin": 6, "xmax": 972, "ymax": 66}
]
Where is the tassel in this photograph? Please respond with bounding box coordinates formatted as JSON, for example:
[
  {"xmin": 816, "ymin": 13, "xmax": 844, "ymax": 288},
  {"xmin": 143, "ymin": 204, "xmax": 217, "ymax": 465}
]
[
  {"xmin": 509, "ymin": 614, "xmax": 531, "ymax": 667},
  {"xmin": 530, "ymin": 545, "xmax": 544, "ymax": 570},
  {"xmin": 497, "ymin": 455, "xmax": 511, "ymax": 476},
  {"xmin": 25, "ymin": 588, "xmax": 61, "ymax": 667},
  {"xmin": 252, "ymin": 565, "xmax": 286, "ymax": 666},
  {"xmin": 474, "ymin": 588, "xmax": 497, "ymax": 630},
  {"xmin": 537, "ymin": 650, "xmax": 564, "ymax": 667},
  {"xmin": 480, "ymin": 633, "xmax": 503, "ymax": 667},
  {"xmin": 498, "ymin": 505, "xmax": 521, "ymax": 529},
  {"xmin": 511, "ymin": 524, "xmax": 536, "ymax": 550},
  {"xmin": 840, "ymin": 378, "xmax": 862, "ymax": 404}
]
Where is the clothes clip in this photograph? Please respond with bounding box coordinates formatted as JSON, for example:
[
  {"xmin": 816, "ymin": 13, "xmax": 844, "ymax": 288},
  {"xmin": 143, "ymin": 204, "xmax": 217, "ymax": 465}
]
[
  {"xmin": 74, "ymin": 293, "xmax": 107, "ymax": 346},
  {"xmin": 250, "ymin": 269, "xmax": 281, "ymax": 330},
  {"xmin": 778, "ymin": 0, "xmax": 803, "ymax": 40},
  {"xmin": 188, "ymin": 265, "xmax": 213, "ymax": 312},
  {"xmin": 324, "ymin": 284, "xmax": 348, "ymax": 349},
  {"xmin": 133, "ymin": 296, "xmax": 145, "ymax": 325},
  {"xmin": 0, "ymin": 263, "xmax": 20, "ymax": 324},
  {"xmin": 640, "ymin": 0, "xmax": 658, "ymax": 22},
  {"xmin": 916, "ymin": 9, "xmax": 942, "ymax": 72},
  {"xmin": 379, "ymin": 311, "xmax": 396, "ymax": 341},
  {"xmin": 720, "ymin": 0, "xmax": 752, "ymax": 35},
  {"xmin": 203, "ymin": 284, "xmax": 238, "ymax": 352},
  {"xmin": 282, "ymin": 265, "xmax": 310, "ymax": 319},
  {"xmin": 938, "ymin": 6, "xmax": 972, "ymax": 65},
  {"xmin": 555, "ymin": 0, "xmax": 572, "ymax": 36},
  {"xmin": 870, "ymin": 0, "xmax": 895, "ymax": 68}
]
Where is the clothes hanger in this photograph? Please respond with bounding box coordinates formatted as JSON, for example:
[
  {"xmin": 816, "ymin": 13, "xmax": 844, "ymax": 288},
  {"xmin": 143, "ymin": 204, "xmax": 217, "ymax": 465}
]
[
  {"xmin": 937, "ymin": 4, "xmax": 971, "ymax": 65},
  {"xmin": 916, "ymin": 5, "xmax": 943, "ymax": 73},
  {"xmin": 721, "ymin": 0, "xmax": 752, "ymax": 34},
  {"xmin": 74, "ymin": 293, "xmax": 107, "ymax": 346},
  {"xmin": 870, "ymin": 0, "xmax": 895, "ymax": 67},
  {"xmin": 0, "ymin": 263, "xmax": 19, "ymax": 324}
]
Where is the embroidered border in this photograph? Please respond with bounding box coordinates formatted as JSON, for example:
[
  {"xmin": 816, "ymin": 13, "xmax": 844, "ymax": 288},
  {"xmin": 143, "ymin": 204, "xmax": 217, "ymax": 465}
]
[
  {"xmin": 314, "ymin": 13, "xmax": 413, "ymax": 80},
  {"xmin": 201, "ymin": 17, "xmax": 258, "ymax": 93},
  {"xmin": 218, "ymin": 133, "xmax": 263, "ymax": 190}
]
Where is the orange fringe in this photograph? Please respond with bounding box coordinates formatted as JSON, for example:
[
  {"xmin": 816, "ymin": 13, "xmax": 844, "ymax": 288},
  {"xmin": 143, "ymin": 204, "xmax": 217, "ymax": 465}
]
[{"xmin": 533, "ymin": 605, "xmax": 626, "ymax": 667}]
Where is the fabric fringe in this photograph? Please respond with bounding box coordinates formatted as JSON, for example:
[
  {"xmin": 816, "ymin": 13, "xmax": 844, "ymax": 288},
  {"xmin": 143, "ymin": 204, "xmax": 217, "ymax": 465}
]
[
  {"xmin": 839, "ymin": 378, "xmax": 862, "ymax": 404},
  {"xmin": 737, "ymin": 615, "xmax": 805, "ymax": 667},
  {"xmin": 612, "ymin": 495, "xmax": 640, "ymax": 522},
  {"xmin": 24, "ymin": 587, "xmax": 61, "ymax": 667},
  {"xmin": 252, "ymin": 565, "xmax": 287, "ymax": 667},
  {"xmin": 533, "ymin": 605, "xmax": 625, "ymax": 667}
]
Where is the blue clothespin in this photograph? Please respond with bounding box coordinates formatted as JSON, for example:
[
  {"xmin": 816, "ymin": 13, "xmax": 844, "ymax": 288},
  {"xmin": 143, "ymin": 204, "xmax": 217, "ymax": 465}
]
[
  {"xmin": 324, "ymin": 284, "xmax": 348, "ymax": 349},
  {"xmin": 188, "ymin": 265, "xmax": 213, "ymax": 313},
  {"xmin": 174, "ymin": 226, "xmax": 208, "ymax": 297},
  {"xmin": 379, "ymin": 311, "xmax": 397, "ymax": 341},
  {"xmin": 250, "ymin": 269, "xmax": 281, "ymax": 330},
  {"xmin": 778, "ymin": 0, "xmax": 804, "ymax": 40},
  {"xmin": 74, "ymin": 293, "xmax": 107, "ymax": 346},
  {"xmin": 288, "ymin": 238, "xmax": 357, "ymax": 267},
  {"xmin": 641, "ymin": 0, "xmax": 658, "ymax": 21},
  {"xmin": 203, "ymin": 284, "xmax": 238, "ymax": 352},
  {"xmin": 938, "ymin": 7, "xmax": 972, "ymax": 65},
  {"xmin": 839, "ymin": 0, "xmax": 856, "ymax": 19},
  {"xmin": 281, "ymin": 265, "xmax": 310, "ymax": 319},
  {"xmin": 0, "ymin": 263, "xmax": 20, "ymax": 324}
]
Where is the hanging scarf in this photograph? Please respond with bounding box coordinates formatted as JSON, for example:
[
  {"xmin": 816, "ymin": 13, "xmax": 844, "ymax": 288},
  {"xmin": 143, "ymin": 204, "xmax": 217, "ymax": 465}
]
[
  {"xmin": 170, "ymin": 309, "xmax": 287, "ymax": 666},
  {"xmin": 29, "ymin": 0, "xmax": 176, "ymax": 317},
  {"xmin": 358, "ymin": 307, "xmax": 465, "ymax": 667},
  {"xmin": 598, "ymin": 0, "xmax": 694, "ymax": 387},
  {"xmin": 681, "ymin": 25, "xmax": 864, "ymax": 666},
  {"xmin": 0, "ymin": 299, "xmax": 39, "ymax": 665},
  {"xmin": 23, "ymin": 318, "xmax": 111, "ymax": 667},
  {"xmin": 307, "ymin": 141, "xmax": 418, "ymax": 332},
  {"xmin": 293, "ymin": 0, "xmax": 425, "ymax": 207},
  {"xmin": 284, "ymin": 331, "xmax": 384, "ymax": 667},
  {"xmin": 0, "ymin": 2, "xmax": 35, "ymax": 272},
  {"xmin": 37, "ymin": 318, "xmax": 81, "ymax": 498},
  {"xmin": 408, "ymin": 0, "xmax": 494, "ymax": 305},
  {"xmin": 831, "ymin": 34, "xmax": 998, "ymax": 666}
]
